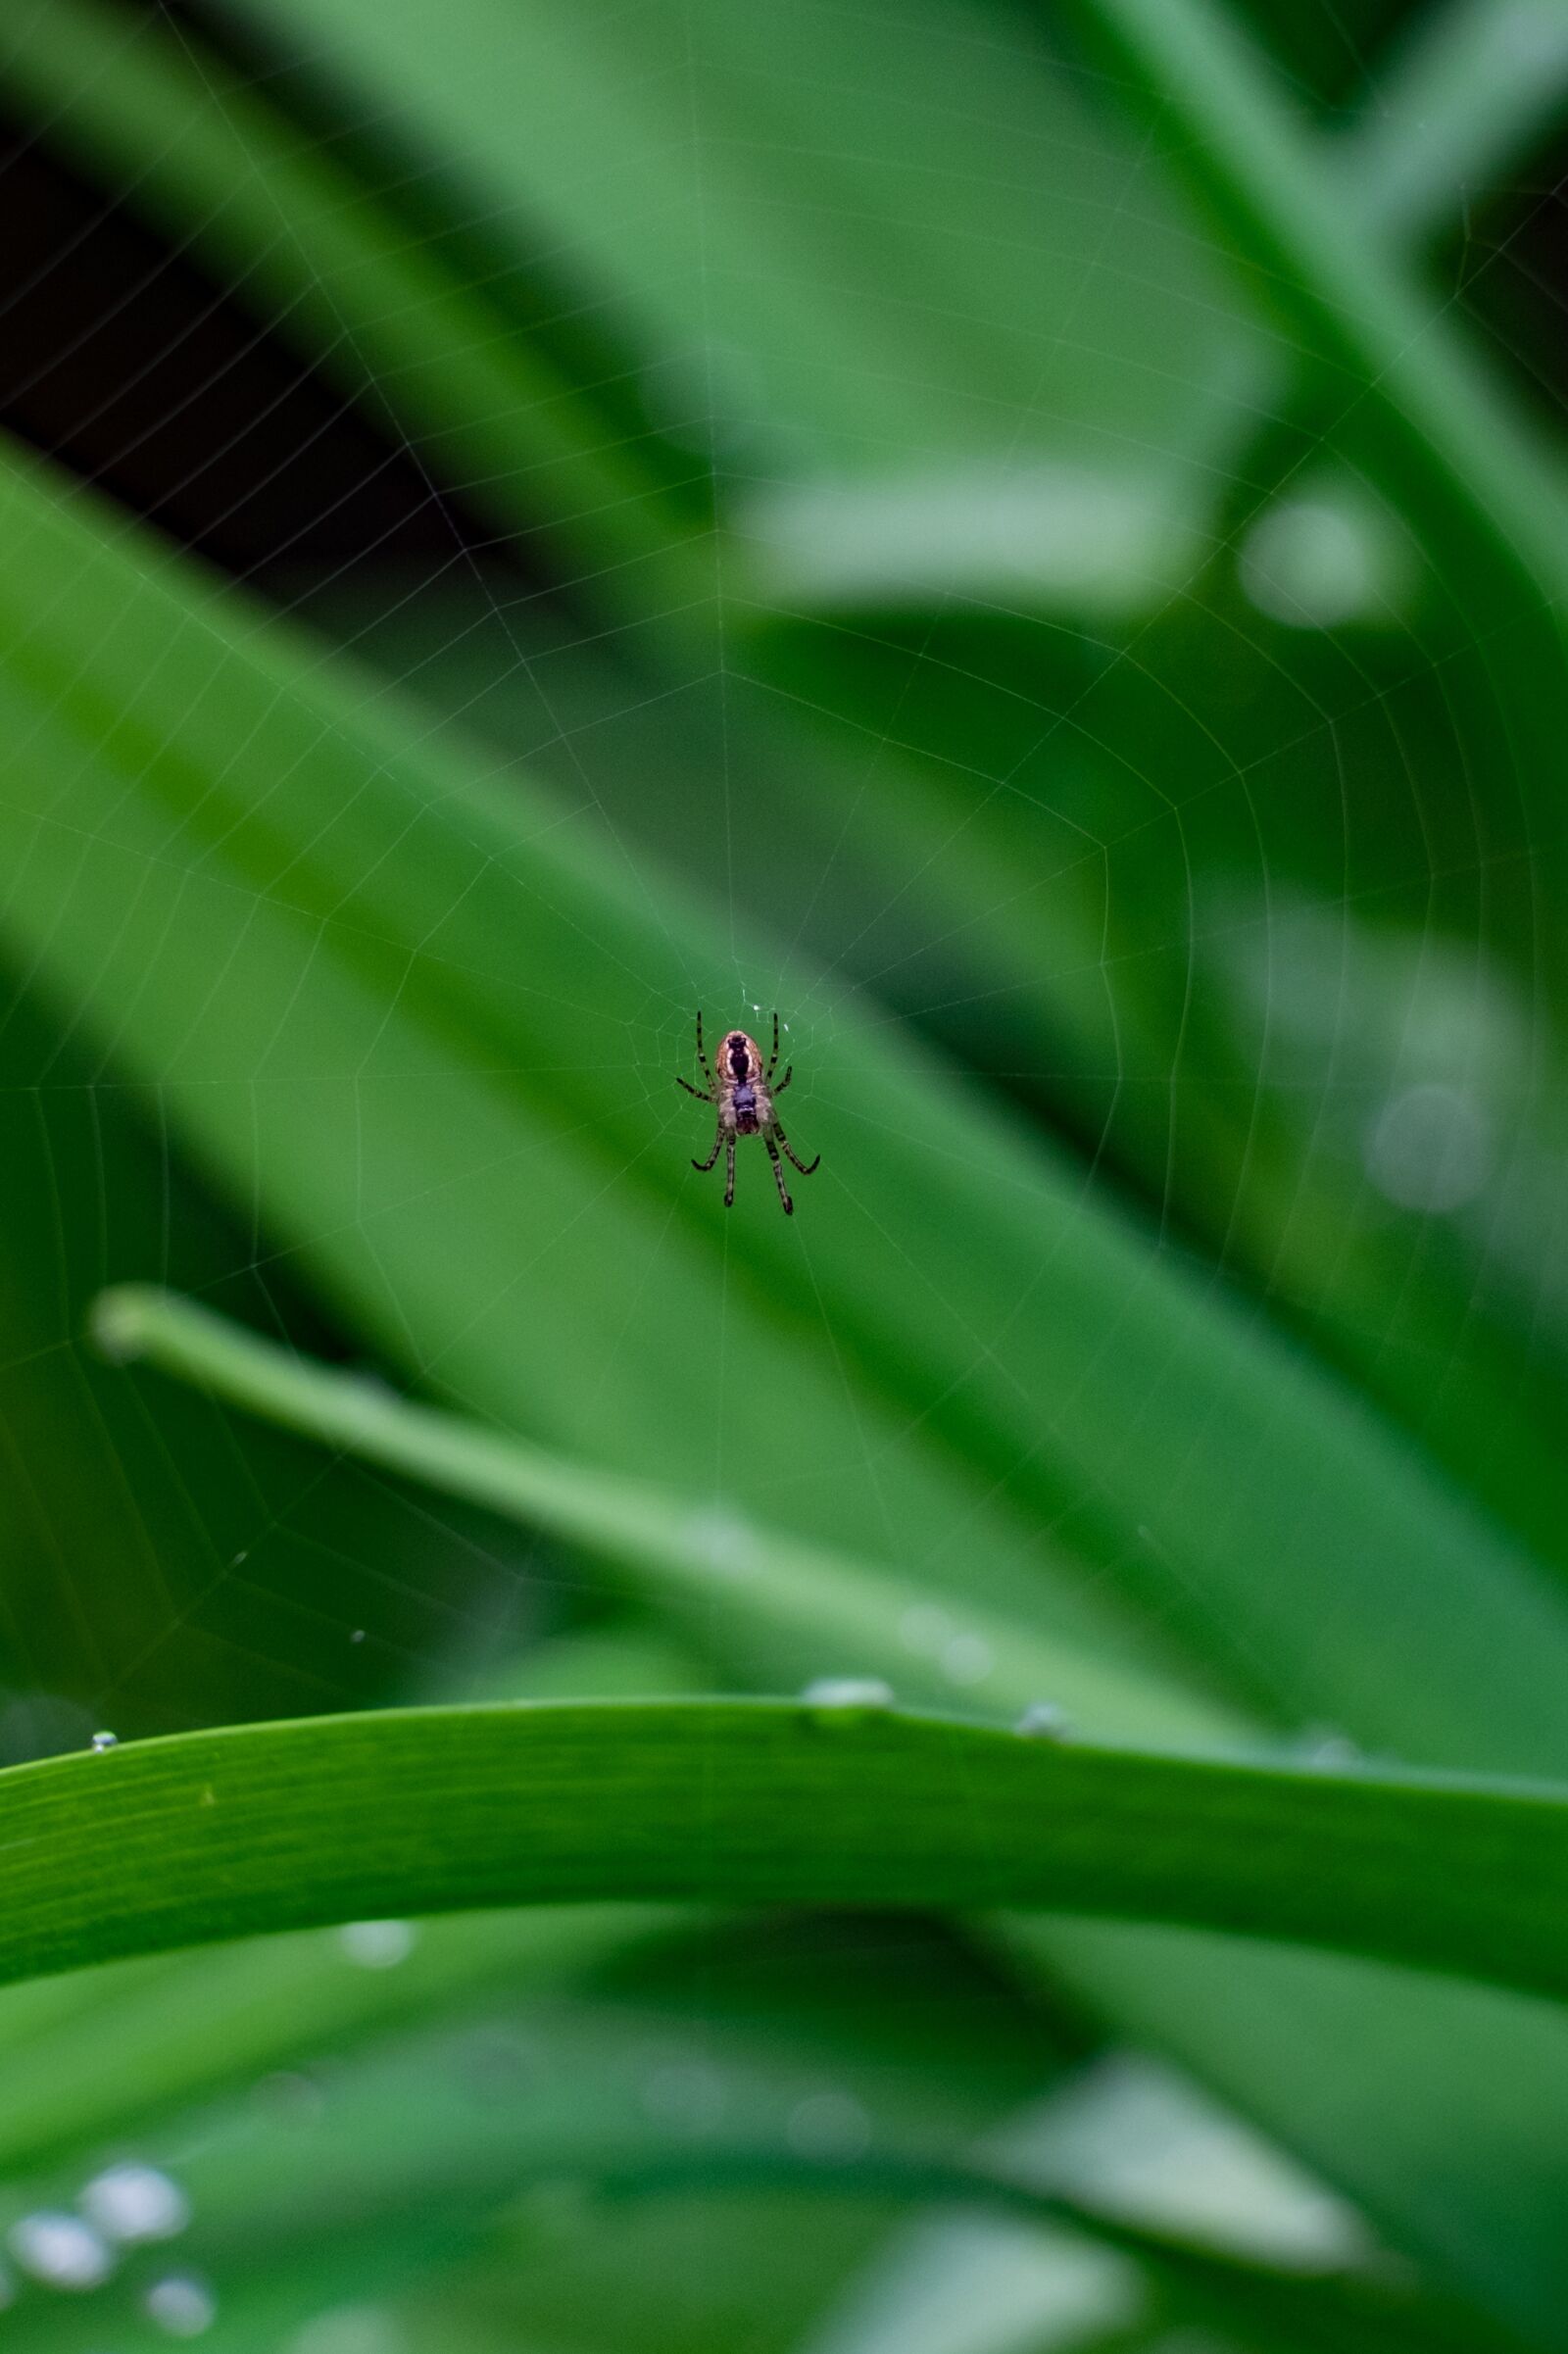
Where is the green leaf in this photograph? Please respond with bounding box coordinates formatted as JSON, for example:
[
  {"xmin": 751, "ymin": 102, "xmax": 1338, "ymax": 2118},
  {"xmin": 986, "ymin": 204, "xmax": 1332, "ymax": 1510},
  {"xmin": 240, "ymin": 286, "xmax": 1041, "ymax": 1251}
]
[
  {"xmin": 6, "ymin": 1695, "xmax": 1568, "ymax": 2001},
  {"xmin": 5, "ymin": 436, "xmax": 1566, "ymax": 1768},
  {"xmin": 296, "ymin": 564, "xmax": 1568, "ymax": 1589},
  {"xmin": 1345, "ymin": 0, "xmax": 1568, "ymax": 247},
  {"xmin": 1060, "ymin": 0, "xmax": 1568, "ymax": 616},
  {"xmin": 89, "ymin": 1281, "xmax": 1568, "ymax": 2344},
  {"xmin": 4, "ymin": 69, "xmax": 1568, "ymax": 2329},
  {"xmin": 91, "ymin": 1282, "xmax": 1231, "ymax": 1744},
  {"xmin": 0, "ymin": 1910, "xmax": 1067, "ymax": 2354},
  {"xmin": 0, "ymin": 1620, "xmax": 695, "ymax": 2178},
  {"xmin": 0, "ymin": 0, "xmax": 710, "ymax": 611}
]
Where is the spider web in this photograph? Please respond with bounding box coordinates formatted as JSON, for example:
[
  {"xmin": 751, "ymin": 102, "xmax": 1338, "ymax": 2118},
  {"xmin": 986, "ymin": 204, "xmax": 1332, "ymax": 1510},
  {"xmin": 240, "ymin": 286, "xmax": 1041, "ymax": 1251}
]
[{"xmin": 3, "ymin": 0, "xmax": 1568, "ymax": 2345}]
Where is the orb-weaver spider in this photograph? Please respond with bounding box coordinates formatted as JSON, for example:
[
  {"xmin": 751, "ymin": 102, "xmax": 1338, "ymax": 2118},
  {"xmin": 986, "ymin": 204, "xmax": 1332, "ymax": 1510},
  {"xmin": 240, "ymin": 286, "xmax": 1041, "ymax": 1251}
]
[{"xmin": 676, "ymin": 1011, "xmax": 819, "ymax": 1215}]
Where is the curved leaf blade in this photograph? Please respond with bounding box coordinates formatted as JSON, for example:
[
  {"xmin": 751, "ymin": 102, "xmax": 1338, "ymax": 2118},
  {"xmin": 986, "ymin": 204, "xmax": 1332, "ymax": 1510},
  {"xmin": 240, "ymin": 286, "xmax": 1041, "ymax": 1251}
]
[{"xmin": 4, "ymin": 1697, "xmax": 1566, "ymax": 2000}]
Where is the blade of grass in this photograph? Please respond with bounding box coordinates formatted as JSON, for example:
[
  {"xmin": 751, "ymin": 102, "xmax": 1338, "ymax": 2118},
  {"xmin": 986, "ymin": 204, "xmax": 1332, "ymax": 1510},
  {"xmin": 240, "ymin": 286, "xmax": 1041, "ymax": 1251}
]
[
  {"xmin": 315, "ymin": 571, "xmax": 1568, "ymax": 1594},
  {"xmin": 3, "ymin": 1694, "xmax": 1568, "ymax": 1997},
  {"xmin": 0, "ymin": 0, "xmax": 712, "ymax": 615},
  {"xmin": 9, "ymin": 9, "xmax": 1563, "ymax": 2334},
  {"xmin": 171, "ymin": 0, "xmax": 1568, "ymax": 1584},
  {"xmin": 7, "ymin": 437, "xmax": 1568, "ymax": 1773},
  {"xmin": 1058, "ymin": 0, "xmax": 1568, "ymax": 614},
  {"xmin": 4, "ymin": 438, "xmax": 1567, "ymax": 2348},
  {"xmin": 200, "ymin": 0, "xmax": 1271, "ymax": 613},
  {"xmin": 1016, "ymin": 1910, "xmax": 1568, "ymax": 2351},
  {"xmin": 25, "ymin": 0, "xmax": 1565, "ymax": 652},
  {"xmin": 1347, "ymin": 0, "xmax": 1568, "ymax": 245},
  {"xmin": 0, "ymin": 1907, "xmax": 654, "ymax": 2183},
  {"xmin": 596, "ymin": 2154, "xmax": 1514, "ymax": 2354},
  {"xmin": 0, "ymin": 437, "xmax": 1173, "ymax": 1700},
  {"xmin": 0, "ymin": 1613, "xmax": 699, "ymax": 2182},
  {"xmin": 0, "ymin": 1942, "xmax": 1071, "ymax": 2354},
  {"xmin": 743, "ymin": 0, "xmax": 1568, "ymax": 606},
  {"xmin": 95, "ymin": 1280, "xmax": 1568, "ymax": 2344},
  {"xmin": 90, "ymin": 1282, "xmax": 1235, "ymax": 1745},
  {"xmin": 8, "ymin": 436, "xmax": 1568, "ymax": 2330},
  {"xmin": 1, "ymin": 2043, "xmax": 1503, "ymax": 2354},
  {"xmin": 0, "ymin": 924, "xmax": 521, "ymax": 1724}
]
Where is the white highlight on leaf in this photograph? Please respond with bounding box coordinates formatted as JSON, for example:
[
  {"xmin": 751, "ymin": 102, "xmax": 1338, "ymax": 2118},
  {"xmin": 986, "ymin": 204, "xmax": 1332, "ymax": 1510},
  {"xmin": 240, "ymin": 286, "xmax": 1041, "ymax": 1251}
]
[
  {"xmin": 7, "ymin": 2211, "xmax": 114, "ymax": 2290},
  {"xmin": 338, "ymin": 1919, "xmax": 417, "ymax": 1970},
  {"xmin": 80, "ymin": 2163, "xmax": 190, "ymax": 2244}
]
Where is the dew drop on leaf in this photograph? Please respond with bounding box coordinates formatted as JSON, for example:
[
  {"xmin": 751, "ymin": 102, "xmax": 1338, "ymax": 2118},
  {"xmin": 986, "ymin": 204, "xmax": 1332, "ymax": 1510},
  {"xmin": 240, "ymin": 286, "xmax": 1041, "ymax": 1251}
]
[
  {"xmin": 1015, "ymin": 1702, "xmax": 1071, "ymax": 1741},
  {"xmin": 80, "ymin": 2162, "xmax": 190, "ymax": 2243},
  {"xmin": 7, "ymin": 2211, "xmax": 114, "ymax": 2289},
  {"xmin": 146, "ymin": 2272, "xmax": 217, "ymax": 2336},
  {"xmin": 801, "ymin": 1677, "xmax": 894, "ymax": 1711}
]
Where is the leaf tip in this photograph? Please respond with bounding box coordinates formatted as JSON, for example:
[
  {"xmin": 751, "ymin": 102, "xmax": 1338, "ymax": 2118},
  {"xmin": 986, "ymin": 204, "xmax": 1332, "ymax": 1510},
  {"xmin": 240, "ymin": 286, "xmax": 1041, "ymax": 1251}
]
[{"xmin": 88, "ymin": 1285, "xmax": 164, "ymax": 1365}]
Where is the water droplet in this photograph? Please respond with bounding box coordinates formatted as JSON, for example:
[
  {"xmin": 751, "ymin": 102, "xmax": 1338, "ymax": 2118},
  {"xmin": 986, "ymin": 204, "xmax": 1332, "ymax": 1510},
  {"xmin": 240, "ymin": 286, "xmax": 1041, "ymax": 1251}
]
[
  {"xmin": 231, "ymin": 1550, "xmax": 248, "ymax": 1566},
  {"xmin": 349, "ymin": 1628, "xmax": 366, "ymax": 1644},
  {"xmin": 1016, "ymin": 1702, "xmax": 1071, "ymax": 1741},
  {"xmin": 338, "ymin": 1920, "xmax": 416, "ymax": 1970},
  {"xmin": 146, "ymin": 2273, "xmax": 217, "ymax": 2336},
  {"xmin": 287, "ymin": 2306, "xmax": 406, "ymax": 2354},
  {"xmin": 7, "ymin": 2210, "xmax": 114, "ymax": 2289},
  {"xmin": 801, "ymin": 1678, "xmax": 894, "ymax": 1713},
  {"xmin": 941, "ymin": 1632, "xmax": 993, "ymax": 1687},
  {"xmin": 89, "ymin": 1730, "xmax": 118, "ymax": 1752},
  {"xmin": 1298, "ymin": 1724, "xmax": 1362, "ymax": 1770},
  {"xmin": 1238, "ymin": 495, "xmax": 1388, "ymax": 628},
  {"xmin": 80, "ymin": 2163, "xmax": 189, "ymax": 2243},
  {"xmin": 787, "ymin": 2089, "xmax": 871, "ymax": 2163},
  {"xmin": 1364, "ymin": 1083, "xmax": 1494, "ymax": 1213}
]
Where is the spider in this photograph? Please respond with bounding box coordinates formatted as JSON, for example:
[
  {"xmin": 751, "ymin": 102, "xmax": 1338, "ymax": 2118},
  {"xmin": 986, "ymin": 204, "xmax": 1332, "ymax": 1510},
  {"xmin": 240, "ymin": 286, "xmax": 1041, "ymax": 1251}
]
[{"xmin": 676, "ymin": 1011, "xmax": 819, "ymax": 1215}]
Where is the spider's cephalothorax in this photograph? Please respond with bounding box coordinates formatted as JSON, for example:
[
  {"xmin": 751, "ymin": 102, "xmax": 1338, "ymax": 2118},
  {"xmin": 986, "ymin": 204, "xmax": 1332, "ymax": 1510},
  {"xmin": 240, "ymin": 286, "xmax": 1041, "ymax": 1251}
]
[{"xmin": 676, "ymin": 1011, "xmax": 820, "ymax": 1214}]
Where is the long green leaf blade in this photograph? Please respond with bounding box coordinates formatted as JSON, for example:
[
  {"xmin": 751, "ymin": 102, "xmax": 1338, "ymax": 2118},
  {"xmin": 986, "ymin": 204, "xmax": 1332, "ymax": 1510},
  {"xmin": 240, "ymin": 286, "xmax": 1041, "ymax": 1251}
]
[
  {"xmin": 6, "ymin": 1697, "xmax": 1568, "ymax": 1999},
  {"xmin": 1061, "ymin": 0, "xmax": 1568, "ymax": 613},
  {"xmin": 90, "ymin": 1283, "xmax": 1234, "ymax": 1744}
]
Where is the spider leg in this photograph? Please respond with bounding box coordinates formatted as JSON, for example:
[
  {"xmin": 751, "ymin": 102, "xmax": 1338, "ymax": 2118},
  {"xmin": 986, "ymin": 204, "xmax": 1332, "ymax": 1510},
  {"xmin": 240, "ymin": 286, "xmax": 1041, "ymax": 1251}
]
[
  {"xmin": 693, "ymin": 1119, "xmax": 723, "ymax": 1174},
  {"xmin": 694, "ymin": 1009, "xmax": 715, "ymax": 1092},
  {"xmin": 724, "ymin": 1132, "xmax": 737, "ymax": 1208},
  {"xmin": 765, "ymin": 1009, "xmax": 780, "ymax": 1079},
  {"xmin": 773, "ymin": 1118, "xmax": 819, "ymax": 1178},
  {"xmin": 764, "ymin": 1134, "xmax": 795, "ymax": 1216},
  {"xmin": 675, "ymin": 1075, "xmax": 711, "ymax": 1102},
  {"xmin": 772, "ymin": 1063, "xmax": 794, "ymax": 1095}
]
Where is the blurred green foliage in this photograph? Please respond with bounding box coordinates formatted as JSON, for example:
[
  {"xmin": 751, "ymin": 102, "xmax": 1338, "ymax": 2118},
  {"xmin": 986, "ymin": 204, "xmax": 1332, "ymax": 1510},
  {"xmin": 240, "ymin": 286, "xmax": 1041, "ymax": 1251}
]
[{"xmin": 2, "ymin": 0, "xmax": 1568, "ymax": 2347}]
